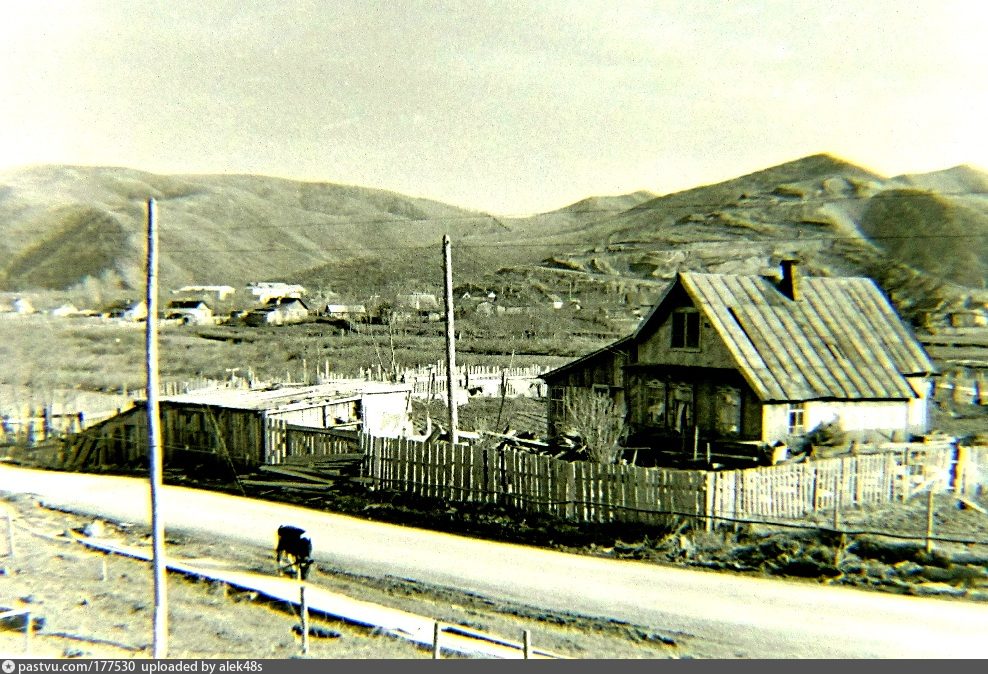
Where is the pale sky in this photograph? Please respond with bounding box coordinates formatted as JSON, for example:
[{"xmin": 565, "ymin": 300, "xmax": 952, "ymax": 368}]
[{"xmin": 2, "ymin": 0, "xmax": 987, "ymax": 214}]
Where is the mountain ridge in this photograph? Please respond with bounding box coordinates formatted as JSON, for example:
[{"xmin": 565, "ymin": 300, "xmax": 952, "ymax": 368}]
[{"xmin": 1, "ymin": 156, "xmax": 986, "ymax": 325}]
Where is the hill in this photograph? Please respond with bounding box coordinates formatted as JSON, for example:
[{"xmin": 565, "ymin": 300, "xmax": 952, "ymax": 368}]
[
  {"xmin": 0, "ymin": 165, "xmax": 502, "ymax": 293},
  {"xmin": 2, "ymin": 156, "xmax": 986, "ymax": 326},
  {"xmin": 495, "ymin": 153, "xmax": 987, "ymax": 325}
]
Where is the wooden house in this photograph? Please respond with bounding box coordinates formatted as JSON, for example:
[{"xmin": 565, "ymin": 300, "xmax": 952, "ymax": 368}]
[
  {"xmin": 165, "ymin": 299, "xmax": 214, "ymax": 325},
  {"xmin": 324, "ymin": 304, "xmax": 367, "ymax": 321},
  {"xmin": 541, "ymin": 263, "xmax": 936, "ymax": 457},
  {"xmin": 244, "ymin": 297, "xmax": 310, "ymax": 326},
  {"xmin": 62, "ymin": 381, "xmax": 413, "ymax": 469},
  {"xmin": 105, "ymin": 299, "xmax": 147, "ymax": 321}
]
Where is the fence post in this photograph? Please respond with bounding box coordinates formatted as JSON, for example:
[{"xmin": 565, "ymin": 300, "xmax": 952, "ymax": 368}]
[
  {"xmin": 925, "ymin": 488, "xmax": 935, "ymax": 554},
  {"xmin": 523, "ymin": 630, "xmax": 532, "ymax": 659},
  {"xmin": 832, "ymin": 463, "xmax": 842, "ymax": 531},
  {"xmin": 432, "ymin": 622, "xmax": 442, "ymax": 659},
  {"xmin": 704, "ymin": 471, "xmax": 714, "ymax": 532}
]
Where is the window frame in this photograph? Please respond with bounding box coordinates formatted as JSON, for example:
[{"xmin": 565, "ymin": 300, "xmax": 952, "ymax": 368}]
[
  {"xmin": 670, "ymin": 308, "xmax": 701, "ymax": 350},
  {"xmin": 787, "ymin": 402, "xmax": 806, "ymax": 435}
]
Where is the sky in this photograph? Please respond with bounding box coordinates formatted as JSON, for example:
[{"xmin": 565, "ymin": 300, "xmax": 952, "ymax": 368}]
[{"xmin": 2, "ymin": 0, "xmax": 987, "ymax": 215}]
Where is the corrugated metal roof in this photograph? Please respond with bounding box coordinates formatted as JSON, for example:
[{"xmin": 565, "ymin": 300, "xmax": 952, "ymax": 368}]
[{"xmin": 680, "ymin": 272, "xmax": 934, "ymax": 401}]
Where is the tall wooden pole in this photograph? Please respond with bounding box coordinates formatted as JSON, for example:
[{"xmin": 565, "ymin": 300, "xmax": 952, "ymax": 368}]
[
  {"xmin": 442, "ymin": 235, "xmax": 458, "ymax": 446},
  {"xmin": 145, "ymin": 198, "xmax": 168, "ymax": 658}
]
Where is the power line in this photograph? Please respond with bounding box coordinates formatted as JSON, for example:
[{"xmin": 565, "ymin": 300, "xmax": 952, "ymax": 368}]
[{"xmin": 161, "ymin": 230, "xmax": 988, "ymax": 255}]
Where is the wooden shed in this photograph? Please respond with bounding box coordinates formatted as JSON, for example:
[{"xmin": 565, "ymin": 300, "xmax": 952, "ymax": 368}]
[{"xmin": 61, "ymin": 381, "xmax": 412, "ymax": 470}]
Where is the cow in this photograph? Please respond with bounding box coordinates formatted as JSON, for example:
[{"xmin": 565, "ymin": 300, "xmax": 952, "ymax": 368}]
[{"xmin": 275, "ymin": 525, "xmax": 314, "ymax": 580}]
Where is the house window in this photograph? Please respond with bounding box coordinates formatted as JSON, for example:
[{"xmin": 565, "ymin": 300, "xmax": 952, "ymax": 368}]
[
  {"xmin": 644, "ymin": 380, "xmax": 667, "ymax": 427},
  {"xmin": 787, "ymin": 403, "xmax": 806, "ymax": 435},
  {"xmin": 671, "ymin": 309, "xmax": 700, "ymax": 349},
  {"xmin": 549, "ymin": 387, "xmax": 566, "ymax": 424}
]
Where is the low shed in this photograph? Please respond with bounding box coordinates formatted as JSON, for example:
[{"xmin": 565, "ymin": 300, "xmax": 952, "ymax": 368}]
[{"xmin": 62, "ymin": 381, "xmax": 412, "ymax": 469}]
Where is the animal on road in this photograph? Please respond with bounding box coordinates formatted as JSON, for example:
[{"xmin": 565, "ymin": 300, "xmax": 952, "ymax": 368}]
[{"xmin": 275, "ymin": 524, "xmax": 313, "ymax": 580}]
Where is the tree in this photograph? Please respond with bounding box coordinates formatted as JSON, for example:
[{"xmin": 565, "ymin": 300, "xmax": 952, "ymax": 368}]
[{"xmin": 563, "ymin": 388, "xmax": 627, "ymax": 464}]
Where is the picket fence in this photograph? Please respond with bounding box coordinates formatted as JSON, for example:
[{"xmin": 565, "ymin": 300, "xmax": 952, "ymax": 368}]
[
  {"xmin": 361, "ymin": 434, "xmax": 968, "ymax": 527},
  {"xmin": 322, "ymin": 362, "xmax": 549, "ymax": 399}
]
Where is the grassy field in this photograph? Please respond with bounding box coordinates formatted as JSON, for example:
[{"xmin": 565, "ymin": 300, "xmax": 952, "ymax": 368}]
[{"xmin": 0, "ymin": 314, "xmax": 613, "ymax": 432}]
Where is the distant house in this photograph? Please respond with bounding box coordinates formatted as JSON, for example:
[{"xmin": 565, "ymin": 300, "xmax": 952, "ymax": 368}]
[
  {"xmin": 244, "ymin": 297, "xmax": 310, "ymax": 326},
  {"xmin": 12, "ymin": 297, "xmax": 34, "ymax": 315},
  {"xmin": 105, "ymin": 299, "xmax": 147, "ymax": 321},
  {"xmin": 174, "ymin": 285, "xmax": 236, "ymax": 301},
  {"xmin": 324, "ymin": 304, "xmax": 367, "ymax": 321},
  {"xmin": 50, "ymin": 303, "xmax": 80, "ymax": 317},
  {"xmin": 541, "ymin": 262, "xmax": 936, "ymax": 456},
  {"xmin": 396, "ymin": 293, "xmax": 440, "ymax": 312},
  {"xmin": 248, "ymin": 282, "xmax": 306, "ymax": 304},
  {"xmin": 165, "ymin": 299, "xmax": 214, "ymax": 325},
  {"xmin": 948, "ymin": 309, "xmax": 988, "ymax": 328}
]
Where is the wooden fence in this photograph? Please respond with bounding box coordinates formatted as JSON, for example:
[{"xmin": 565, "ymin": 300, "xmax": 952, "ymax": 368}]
[
  {"xmin": 264, "ymin": 419, "xmax": 360, "ymax": 465},
  {"xmin": 362, "ymin": 435, "xmax": 972, "ymax": 527},
  {"xmin": 322, "ymin": 363, "xmax": 550, "ymax": 400}
]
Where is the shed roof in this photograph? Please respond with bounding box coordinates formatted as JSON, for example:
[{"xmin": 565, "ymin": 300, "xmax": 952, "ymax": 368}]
[
  {"xmin": 168, "ymin": 299, "xmax": 210, "ymax": 309},
  {"xmin": 662, "ymin": 272, "xmax": 934, "ymax": 401},
  {"xmin": 161, "ymin": 381, "xmax": 411, "ymax": 412}
]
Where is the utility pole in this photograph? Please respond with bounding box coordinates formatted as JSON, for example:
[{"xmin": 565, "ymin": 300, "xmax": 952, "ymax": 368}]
[
  {"xmin": 442, "ymin": 235, "xmax": 458, "ymax": 445},
  {"xmin": 145, "ymin": 197, "xmax": 168, "ymax": 658}
]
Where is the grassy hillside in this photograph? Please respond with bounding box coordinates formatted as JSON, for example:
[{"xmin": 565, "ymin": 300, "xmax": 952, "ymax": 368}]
[
  {"xmin": 0, "ymin": 165, "xmax": 501, "ymax": 293},
  {"xmin": 859, "ymin": 188, "xmax": 988, "ymax": 288},
  {"xmin": 3, "ymin": 156, "xmax": 986, "ymax": 326}
]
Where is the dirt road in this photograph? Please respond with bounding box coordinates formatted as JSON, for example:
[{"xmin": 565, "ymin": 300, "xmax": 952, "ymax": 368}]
[{"xmin": 2, "ymin": 465, "xmax": 985, "ymax": 658}]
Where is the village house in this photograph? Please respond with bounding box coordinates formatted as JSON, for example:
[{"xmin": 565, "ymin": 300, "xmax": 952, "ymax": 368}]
[
  {"xmin": 244, "ymin": 297, "xmax": 310, "ymax": 326},
  {"xmin": 165, "ymin": 299, "xmax": 214, "ymax": 325},
  {"xmin": 324, "ymin": 304, "xmax": 367, "ymax": 321},
  {"xmin": 62, "ymin": 381, "xmax": 413, "ymax": 469},
  {"xmin": 248, "ymin": 281, "xmax": 306, "ymax": 304},
  {"xmin": 173, "ymin": 285, "xmax": 236, "ymax": 302},
  {"xmin": 12, "ymin": 297, "xmax": 35, "ymax": 315},
  {"xmin": 104, "ymin": 299, "xmax": 147, "ymax": 321},
  {"xmin": 541, "ymin": 262, "xmax": 936, "ymax": 458}
]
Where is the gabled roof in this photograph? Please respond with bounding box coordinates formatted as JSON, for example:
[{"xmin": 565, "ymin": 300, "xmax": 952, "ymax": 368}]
[
  {"xmin": 644, "ymin": 272, "xmax": 934, "ymax": 402},
  {"xmin": 168, "ymin": 299, "xmax": 210, "ymax": 310},
  {"xmin": 265, "ymin": 297, "xmax": 309, "ymax": 309}
]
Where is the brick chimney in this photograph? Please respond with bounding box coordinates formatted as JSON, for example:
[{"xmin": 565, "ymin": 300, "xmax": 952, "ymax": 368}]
[{"xmin": 779, "ymin": 259, "xmax": 800, "ymax": 301}]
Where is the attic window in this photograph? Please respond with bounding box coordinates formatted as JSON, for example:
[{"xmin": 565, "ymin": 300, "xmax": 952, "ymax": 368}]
[{"xmin": 671, "ymin": 309, "xmax": 700, "ymax": 349}]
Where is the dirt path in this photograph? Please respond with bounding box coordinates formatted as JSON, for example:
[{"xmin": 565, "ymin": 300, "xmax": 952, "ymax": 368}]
[{"xmin": 2, "ymin": 465, "xmax": 988, "ymax": 658}]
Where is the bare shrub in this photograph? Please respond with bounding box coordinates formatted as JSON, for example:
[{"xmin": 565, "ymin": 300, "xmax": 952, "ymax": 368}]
[{"xmin": 563, "ymin": 388, "xmax": 626, "ymax": 464}]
